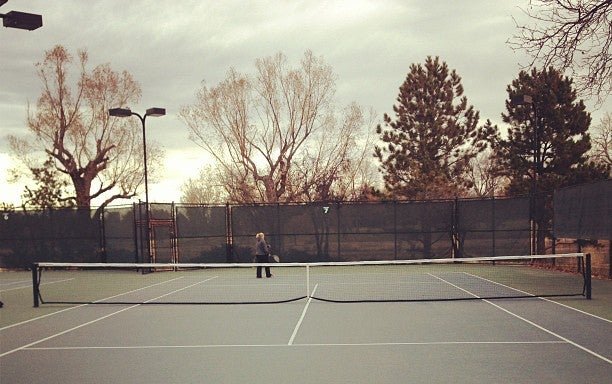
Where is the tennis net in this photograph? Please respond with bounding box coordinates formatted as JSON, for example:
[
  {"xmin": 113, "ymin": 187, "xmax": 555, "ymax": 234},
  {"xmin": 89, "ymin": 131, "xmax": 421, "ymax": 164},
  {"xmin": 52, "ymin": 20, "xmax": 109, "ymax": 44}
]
[{"xmin": 32, "ymin": 253, "xmax": 591, "ymax": 306}]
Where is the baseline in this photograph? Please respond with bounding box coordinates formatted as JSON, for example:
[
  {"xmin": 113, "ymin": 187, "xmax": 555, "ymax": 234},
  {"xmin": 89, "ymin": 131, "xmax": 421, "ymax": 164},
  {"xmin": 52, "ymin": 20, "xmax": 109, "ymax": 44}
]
[{"xmin": 23, "ymin": 340, "xmax": 568, "ymax": 351}]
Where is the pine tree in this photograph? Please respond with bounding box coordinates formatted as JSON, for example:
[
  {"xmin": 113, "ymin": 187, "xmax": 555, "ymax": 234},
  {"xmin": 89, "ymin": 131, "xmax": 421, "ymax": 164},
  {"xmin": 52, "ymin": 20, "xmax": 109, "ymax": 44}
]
[
  {"xmin": 498, "ymin": 67, "xmax": 607, "ymax": 196},
  {"xmin": 22, "ymin": 157, "xmax": 75, "ymax": 210},
  {"xmin": 374, "ymin": 56, "xmax": 494, "ymax": 199}
]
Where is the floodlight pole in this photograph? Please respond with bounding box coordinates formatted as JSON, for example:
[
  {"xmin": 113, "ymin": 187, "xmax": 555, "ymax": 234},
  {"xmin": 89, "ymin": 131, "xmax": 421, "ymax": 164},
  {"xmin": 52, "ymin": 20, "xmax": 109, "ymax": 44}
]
[
  {"xmin": 136, "ymin": 111, "xmax": 152, "ymax": 264},
  {"xmin": 109, "ymin": 107, "xmax": 165, "ymax": 263},
  {"xmin": 532, "ymin": 103, "xmax": 539, "ymax": 255},
  {"xmin": 511, "ymin": 94, "xmax": 538, "ymax": 255}
]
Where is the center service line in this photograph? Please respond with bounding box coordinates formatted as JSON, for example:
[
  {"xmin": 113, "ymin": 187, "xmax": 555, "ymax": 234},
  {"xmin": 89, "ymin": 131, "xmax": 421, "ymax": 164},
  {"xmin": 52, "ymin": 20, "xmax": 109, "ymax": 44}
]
[{"xmin": 288, "ymin": 284, "xmax": 318, "ymax": 345}]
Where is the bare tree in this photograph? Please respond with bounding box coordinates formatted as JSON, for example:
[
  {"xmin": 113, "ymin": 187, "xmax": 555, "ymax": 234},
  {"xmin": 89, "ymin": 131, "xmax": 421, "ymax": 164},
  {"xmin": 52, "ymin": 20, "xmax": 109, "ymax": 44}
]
[
  {"xmin": 590, "ymin": 112, "xmax": 612, "ymax": 174},
  {"xmin": 282, "ymin": 104, "xmax": 379, "ymax": 202},
  {"xmin": 466, "ymin": 149, "xmax": 509, "ymax": 197},
  {"xmin": 8, "ymin": 45, "xmax": 164, "ymax": 215},
  {"xmin": 180, "ymin": 166, "xmax": 228, "ymax": 204},
  {"xmin": 180, "ymin": 51, "xmax": 374, "ymax": 203},
  {"xmin": 509, "ymin": 0, "xmax": 612, "ymax": 104}
]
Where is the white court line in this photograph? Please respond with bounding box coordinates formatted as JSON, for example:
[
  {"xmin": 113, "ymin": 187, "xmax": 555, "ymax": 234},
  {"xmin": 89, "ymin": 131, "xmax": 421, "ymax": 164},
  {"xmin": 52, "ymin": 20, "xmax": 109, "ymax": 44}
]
[
  {"xmin": 0, "ymin": 280, "xmax": 32, "ymax": 286},
  {"xmin": 0, "ymin": 278, "xmax": 75, "ymax": 293},
  {"xmin": 0, "ymin": 276, "xmax": 218, "ymax": 358},
  {"xmin": 24, "ymin": 340, "xmax": 567, "ymax": 351},
  {"xmin": 462, "ymin": 271, "xmax": 612, "ymax": 323},
  {"xmin": 1, "ymin": 306, "xmax": 85, "ymax": 331},
  {"xmin": 541, "ymin": 297, "xmax": 612, "ymax": 323},
  {"xmin": 288, "ymin": 284, "xmax": 318, "ymax": 345},
  {"xmin": 429, "ymin": 273, "xmax": 612, "ymax": 365},
  {"xmin": 0, "ymin": 305, "xmax": 141, "ymax": 358},
  {"xmin": 0, "ymin": 276, "xmax": 186, "ymax": 331}
]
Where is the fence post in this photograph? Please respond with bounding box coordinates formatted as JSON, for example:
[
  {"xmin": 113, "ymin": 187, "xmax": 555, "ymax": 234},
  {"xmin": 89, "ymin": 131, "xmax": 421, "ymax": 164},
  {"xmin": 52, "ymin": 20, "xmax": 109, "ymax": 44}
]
[
  {"xmin": 491, "ymin": 197, "xmax": 496, "ymax": 257},
  {"xmin": 551, "ymin": 199, "xmax": 556, "ymax": 255},
  {"xmin": 336, "ymin": 201, "xmax": 341, "ymax": 260},
  {"xmin": 99, "ymin": 208, "xmax": 107, "ymax": 263},
  {"xmin": 132, "ymin": 202, "xmax": 139, "ymax": 264},
  {"xmin": 225, "ymin": 203, "xmax": 232, "ymax": 262},
  {"xmin": 393, "ymin": 200, "xmax": 397, "ymax": 260},
  {"xmin": 171, "ymin": 202, "xmax": 178, "ymax": 264},
  {"xmin": 276, "ymin": 203, "xmax": 281, "ymax": 259},
  {"xmin": 451, "ymin": 197, "xmax": 459, "ymax": 258}
]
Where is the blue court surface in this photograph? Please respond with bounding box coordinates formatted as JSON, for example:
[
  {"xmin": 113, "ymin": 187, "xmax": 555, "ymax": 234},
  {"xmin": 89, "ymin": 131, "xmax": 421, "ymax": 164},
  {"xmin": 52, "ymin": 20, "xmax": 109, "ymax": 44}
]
[{"xmin": 1, "ymin": 267, "xmax": 611, "ymax": 383}]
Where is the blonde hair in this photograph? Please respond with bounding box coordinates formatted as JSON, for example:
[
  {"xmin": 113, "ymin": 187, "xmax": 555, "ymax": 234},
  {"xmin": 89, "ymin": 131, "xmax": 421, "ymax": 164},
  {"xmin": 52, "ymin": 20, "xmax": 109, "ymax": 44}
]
[{"xmin": 256, "ymin": 232, "xmax": 264, "ymax": 240}]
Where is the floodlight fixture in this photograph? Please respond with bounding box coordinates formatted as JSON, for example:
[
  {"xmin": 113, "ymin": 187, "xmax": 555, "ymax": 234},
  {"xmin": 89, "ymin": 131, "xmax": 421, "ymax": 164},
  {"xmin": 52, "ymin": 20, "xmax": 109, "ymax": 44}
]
[
  {"xmin": 1, "ymin": 10, "xmax": 42, "ymax": 30},
  {"xmin": 146, "ymin": 107, "xmax": 166, "ymax": 117},
  {"xmin": 108, "ymin": 107, "xmax": 133, "ymax": 117},
  {"xmin": 511, "ymin": 95, "xmax": 533, "ymax": 105}
]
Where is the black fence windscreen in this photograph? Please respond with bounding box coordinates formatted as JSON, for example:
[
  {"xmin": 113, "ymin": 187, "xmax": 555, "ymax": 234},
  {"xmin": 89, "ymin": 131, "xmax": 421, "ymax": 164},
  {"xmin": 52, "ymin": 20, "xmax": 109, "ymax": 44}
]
[
  {"xmin": 395, "ymin": 200, "xmax": 454, "ymax": 260},
  {"xmin": 229, "ymin": 199, "xmax": 529, "ymax": 263},
  {"xmin": 175, "ymin": 205, "xmax": 227, "ymax": 263},
  {"xmin": 102, "ymin": 205, "xmax": 136, "ymax": 263},
  {"xmin": 457, "ymin": 198, "xmax": 530, "ymax": 257},
  {"xmin": 0, "ymin": 209, "xmax": 101, "ymax": 269},
  {"xmin": 554, "ymin": 179, "xmax": 611, "ymax": 240},
  {"xmin": 2, "ymin": 196, "xmax": 534, "ymax": 268}
]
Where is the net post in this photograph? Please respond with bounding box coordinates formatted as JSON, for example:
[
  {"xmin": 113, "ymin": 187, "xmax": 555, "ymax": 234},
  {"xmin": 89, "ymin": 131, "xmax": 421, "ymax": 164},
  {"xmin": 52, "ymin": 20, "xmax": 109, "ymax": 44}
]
[
  {"xmin": 32, "ymin": 263, "xmax": 40, "ymax": 307},
  {"xmin": 585, "ymin": 253, "xmax": 591, "ymax": 300}
]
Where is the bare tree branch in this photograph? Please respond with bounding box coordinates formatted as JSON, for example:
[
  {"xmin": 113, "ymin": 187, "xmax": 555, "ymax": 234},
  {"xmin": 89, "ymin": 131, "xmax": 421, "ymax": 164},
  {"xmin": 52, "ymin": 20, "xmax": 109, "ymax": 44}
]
[
  {"xmin": 509, "ymin": 0, "xmax": 612, "ymax": 104},
  {"xmin": 466, "ymin": 149, "xmax": 509, "ymax": 197},
  {"xmin": 590, "ymin": 112, "xmax": 612, "ymax": 172}
]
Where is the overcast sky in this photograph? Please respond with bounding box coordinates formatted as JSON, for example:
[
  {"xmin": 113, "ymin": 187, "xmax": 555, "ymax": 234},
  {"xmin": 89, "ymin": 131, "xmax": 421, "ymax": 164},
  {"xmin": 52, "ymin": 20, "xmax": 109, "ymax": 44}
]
[{"xmin": 1, "ymin": 0, "xmax": 609, "ymax": 206}]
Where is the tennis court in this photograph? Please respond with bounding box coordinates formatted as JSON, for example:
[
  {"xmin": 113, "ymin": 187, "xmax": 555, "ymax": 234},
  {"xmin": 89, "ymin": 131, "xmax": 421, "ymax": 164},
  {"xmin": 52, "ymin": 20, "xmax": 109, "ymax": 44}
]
[{"xmin": 1, "ymin": 255, "xmax": 611, "ymax": 383}]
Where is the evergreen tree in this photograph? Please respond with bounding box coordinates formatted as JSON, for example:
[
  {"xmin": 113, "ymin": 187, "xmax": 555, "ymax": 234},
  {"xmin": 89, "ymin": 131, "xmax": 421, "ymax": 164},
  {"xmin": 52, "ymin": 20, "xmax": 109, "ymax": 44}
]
[
  {"xmin": 498, "ymin": 67, "xmax": 607, "ymax": 196},
  {"xmin": 374, "ymin": 56, "xmax": 494, "ymax": 199},
  {"xmin": 22, "ymin": 157, "xmax": 75, "ymax": 210}
]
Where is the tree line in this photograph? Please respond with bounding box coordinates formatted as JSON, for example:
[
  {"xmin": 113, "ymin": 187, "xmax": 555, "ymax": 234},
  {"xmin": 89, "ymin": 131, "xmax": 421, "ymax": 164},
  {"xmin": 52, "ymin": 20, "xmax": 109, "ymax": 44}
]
[
  {"xmin": 5, "ymin": 47, "xmax": 609, "ymax": 212},
  {"xmin": 4, "ymin": 1, "xmax": 611, "ymax": 213}
]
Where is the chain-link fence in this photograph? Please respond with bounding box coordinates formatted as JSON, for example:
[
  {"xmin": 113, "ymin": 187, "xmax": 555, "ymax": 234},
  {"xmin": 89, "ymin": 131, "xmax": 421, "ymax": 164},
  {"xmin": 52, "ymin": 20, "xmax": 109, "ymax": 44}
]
[
  {"xmin": 229, "ymin": 198, "xmax": 531, "ymax": 262},
  {"xmin": 1, "ymin": 196, "xmax": 535, "ymax": 268},
  {"xmin": 0, "ymin": 208, "xmax": 101, "ymax": 268}
]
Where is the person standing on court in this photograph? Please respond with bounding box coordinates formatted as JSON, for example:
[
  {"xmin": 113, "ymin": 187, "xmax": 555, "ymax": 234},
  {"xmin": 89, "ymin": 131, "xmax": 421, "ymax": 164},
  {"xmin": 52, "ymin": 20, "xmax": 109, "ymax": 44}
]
[{"xmin": 255, "ymin": 232, "xmax": 272, "ymax": 278}]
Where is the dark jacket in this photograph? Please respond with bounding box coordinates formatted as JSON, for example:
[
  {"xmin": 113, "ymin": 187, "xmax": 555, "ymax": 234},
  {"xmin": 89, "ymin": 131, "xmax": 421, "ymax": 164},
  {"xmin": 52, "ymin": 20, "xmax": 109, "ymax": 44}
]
[{"xmin": 256, "ymin": 238, "xmax": 270, "ymax": 256}]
